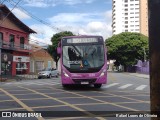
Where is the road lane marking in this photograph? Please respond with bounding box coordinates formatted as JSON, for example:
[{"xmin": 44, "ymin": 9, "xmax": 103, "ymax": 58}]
[
  {"xmin": 18, "ymin": 86, "xmax": 106, "ymax": 120},
  {"xmin": 118, "ymin": 84, "xmax": 133, "ymax": 89},
  {"xmin": 103, "ymin": 83, "xmax": 119, "ymax": 88},
  {"xmin": 48, "ymin": 87, "xmax": 139, "ymax": 111},
  {"xmin": 94, "ymin": 91, "xmax": 149, "ymax": 103},
  {"xmin": 0, "ymin": 108, "xmax": 25, "ymax": 111},
  {"xmin": 4, "ymin": 81, "xmax": 60, "ymax": 86},
  {"xmin": 0, "ymin": 88, "xmax": 44, "ymax": 120},
  {"xmin": 135, "ymin": 85, "xmax": 147, "ymax": 90}
]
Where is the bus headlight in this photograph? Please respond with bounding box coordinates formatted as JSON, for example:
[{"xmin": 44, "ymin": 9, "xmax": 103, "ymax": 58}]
[
  {"xmin": 63, "ymin": 71, "xmax": 69, "ymax": 77},
  {"xmin": 100, "ymin": 72, "xmax": 105, "ymax": 77},
  {"xmin": 64, "ymin": 73, "xmax": 69, "ymax": 77},
  {"xmin": 100, "ymin": 69, "xmax": 106, "ymax": 77}
]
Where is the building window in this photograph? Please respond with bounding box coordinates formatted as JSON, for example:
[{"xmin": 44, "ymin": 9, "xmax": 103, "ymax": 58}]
[
  {"xmin": 20, "ymin": 37, "xmax": 24, "ymax": 49},
  {"xmin": 125, "ymin": 4, "xmax": 128, "ymax": 7},
  {"xmin": 9, "ymin": 34, "xmax": 15, "ymax": 48},
  {"xmin": 125, "ymin": 17, "xmax": 128, "ymax": 20},
  {"xmin": 0, "ymin": 32, "xmax": 3, "ymax": 40},
  {"xmin": 125, "ymin": 25, "xmax": 128, "ymax": 28},
  {"xmin": 0, "ymin": 32, "xmax": 3, "ymax": 47},
  {"xmin": 48, "ymin": 61, "xmax": 51, "ymax": 68}
]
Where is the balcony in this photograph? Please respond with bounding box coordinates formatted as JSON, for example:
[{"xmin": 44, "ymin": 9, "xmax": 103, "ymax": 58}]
[{"xmin": 0, "ymin": 40, "xmax": 32, "ymax": 52}]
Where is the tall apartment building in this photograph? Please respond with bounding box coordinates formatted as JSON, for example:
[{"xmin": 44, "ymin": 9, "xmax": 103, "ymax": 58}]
[{"xmin": 112, "ymin": 0, "xmax": 148, "ymax": 36}]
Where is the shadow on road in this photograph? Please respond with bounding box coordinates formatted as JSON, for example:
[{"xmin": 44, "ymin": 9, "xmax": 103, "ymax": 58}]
[{"xmin": 62, "ymin": 84, "xmax": 105, "ymax": 91}]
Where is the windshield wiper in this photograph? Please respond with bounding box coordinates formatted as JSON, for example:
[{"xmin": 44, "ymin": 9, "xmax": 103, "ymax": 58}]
[{"xmin": 71, "ymin": 44, "xmax": 83, "ymax": 58}]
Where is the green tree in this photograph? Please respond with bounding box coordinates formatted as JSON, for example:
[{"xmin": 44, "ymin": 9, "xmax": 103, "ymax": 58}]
[
  {"xmin": 105, "ymin": 32, "xmax": 149, "ymax": 71},
  {"xmin": 47, "ymin": 31, "xmax": 74, "ymax": 68}
]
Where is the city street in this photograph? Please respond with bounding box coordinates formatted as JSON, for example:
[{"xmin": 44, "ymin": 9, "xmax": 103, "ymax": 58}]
[{"xmin": 0, "ymin": 72, "xmax": 151, "ymax": 120}]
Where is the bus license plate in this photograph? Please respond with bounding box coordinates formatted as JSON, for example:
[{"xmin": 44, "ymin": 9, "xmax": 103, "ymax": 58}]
[{"xmin": 81, "ymin": 82, "xmax": 89, "ymax": 84}]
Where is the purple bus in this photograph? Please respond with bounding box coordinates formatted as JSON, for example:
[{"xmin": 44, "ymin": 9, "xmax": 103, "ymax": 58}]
[{"xmin": 57, "ymin": 35, "xmax": 107, "ymax": 88}]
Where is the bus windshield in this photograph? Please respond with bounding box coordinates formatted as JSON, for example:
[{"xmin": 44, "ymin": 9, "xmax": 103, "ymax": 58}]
[{"xmin": 62, "ymin": 44, "xmax": 104, "ymax": 73}]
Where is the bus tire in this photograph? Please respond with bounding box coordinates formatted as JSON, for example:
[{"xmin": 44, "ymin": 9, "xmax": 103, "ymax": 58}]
[{"xmin": 94, "ymin": 84, "xmax": 102, "ymax": 88}]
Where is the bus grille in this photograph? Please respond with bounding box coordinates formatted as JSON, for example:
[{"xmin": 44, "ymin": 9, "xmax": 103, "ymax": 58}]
[{"xmin": 72, "ymin": 79, "xmax": 97, "ymax": 84}]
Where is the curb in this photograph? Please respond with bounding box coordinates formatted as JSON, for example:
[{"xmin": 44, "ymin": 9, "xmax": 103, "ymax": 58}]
[{"xmin": 125, "ymin": 73, "xmax": 149, "ymax": 79}]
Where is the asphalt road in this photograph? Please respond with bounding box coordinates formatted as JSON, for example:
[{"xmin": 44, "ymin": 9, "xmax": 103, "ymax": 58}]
[{"xmin": 0, "ymin": 72, "xmax": 152, "ymax": 120}]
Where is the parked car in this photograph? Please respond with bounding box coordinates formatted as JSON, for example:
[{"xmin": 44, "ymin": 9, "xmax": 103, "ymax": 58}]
[{"xmin": 38, "ymin": 68, "xmax": 59, "ymax": 79}]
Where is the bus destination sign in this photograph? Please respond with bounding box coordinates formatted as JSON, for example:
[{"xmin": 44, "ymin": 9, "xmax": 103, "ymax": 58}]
[{"xmin": 67, "ymin": 38, "xmax": 98, "ymax": 43}]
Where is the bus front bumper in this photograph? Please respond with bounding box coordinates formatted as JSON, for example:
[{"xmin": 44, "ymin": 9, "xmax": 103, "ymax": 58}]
[{"xmin": 61, "ymin": 75, "xmax": 107, "ymax": 85}]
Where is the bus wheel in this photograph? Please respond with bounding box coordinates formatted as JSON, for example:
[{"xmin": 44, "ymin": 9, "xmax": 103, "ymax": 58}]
[{"xmin": 94, "ymin": 84, "xmax": 102, "ymax": 88}]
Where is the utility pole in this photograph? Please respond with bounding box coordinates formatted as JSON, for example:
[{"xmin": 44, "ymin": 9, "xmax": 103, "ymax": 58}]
[
  {"xmin": 0, "ymin": 40, "xmax": 1, "ymax": 76},
  {"xmin": 148, "ymin": 0, "xmax": 160, "ymax": 119}
]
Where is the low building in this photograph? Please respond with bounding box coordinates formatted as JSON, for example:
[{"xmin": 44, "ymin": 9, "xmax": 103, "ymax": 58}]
[
  {"xmin": 0, "ymin": 5, "xmax": 36, "ymax": 76},
  {"xmin": 29, "ymin": 44, "xmax": 56, "ymax": 74}
]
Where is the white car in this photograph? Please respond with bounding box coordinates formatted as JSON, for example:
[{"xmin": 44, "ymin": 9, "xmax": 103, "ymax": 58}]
[{"xmin": 38, "ymin": 68, "xmax": 59, "ymax": 79}]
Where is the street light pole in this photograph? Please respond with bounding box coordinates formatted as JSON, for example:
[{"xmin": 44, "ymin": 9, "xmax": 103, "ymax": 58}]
[{"xmin": 148, "ymin": 0, "xmax": 160, "ymax": 119}]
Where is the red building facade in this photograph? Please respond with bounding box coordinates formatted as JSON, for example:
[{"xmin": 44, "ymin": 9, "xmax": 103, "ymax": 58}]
[{"xmin": 0, "ymin": 5, "xmax": 36, "ymax": 76}]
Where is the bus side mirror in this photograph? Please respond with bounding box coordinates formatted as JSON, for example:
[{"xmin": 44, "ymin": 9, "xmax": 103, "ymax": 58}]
[{"xmin": 57, "ymin": 47, "xmax": 61, "ymax": 54}]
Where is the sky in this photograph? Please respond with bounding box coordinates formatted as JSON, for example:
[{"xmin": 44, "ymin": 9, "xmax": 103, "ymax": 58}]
[{"xmin": 3, "ymin": 0, "xmax": 112, "ymax": 45}]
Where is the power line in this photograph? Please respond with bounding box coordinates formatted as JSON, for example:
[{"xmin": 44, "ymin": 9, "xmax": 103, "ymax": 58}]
[
  {"xmin": 8, "ymin": 0, "xmax": 65, "ymax": 32},
  {"xmin": 0, "ymin": 0, "xmax": 22, "ymax": 26},
  {"xmin": 29, "ymin": 38, "xmax": 50, "ymax": 46}
]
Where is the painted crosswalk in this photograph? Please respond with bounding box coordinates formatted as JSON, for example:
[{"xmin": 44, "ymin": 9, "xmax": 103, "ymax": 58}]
[
  {"xmin": 1, "ymin": 81, "xmax": 148, "ymax": 91},
  {"xmin": 135, "ymin": 85, "xmax": 148, "ymax": 90},
  {"xmin": 118, "ymin": 84, "xmax": 133, "ymax": 89},
  {"xmin": 102, "ymin": 83, "xmax": 148, "ymax": 91},
  {"xmin": 102, "ymin": 83, "xmax": 119, "ymax": 88}
]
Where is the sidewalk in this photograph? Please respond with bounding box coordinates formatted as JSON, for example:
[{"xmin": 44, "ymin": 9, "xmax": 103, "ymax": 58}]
[
  {"xmin": 126, "ymin": 72, "xmax": 149, "ymax": 79},
  {"xmin": 0, "ymin": 74, "xmax": 38, "ymax": 82}
]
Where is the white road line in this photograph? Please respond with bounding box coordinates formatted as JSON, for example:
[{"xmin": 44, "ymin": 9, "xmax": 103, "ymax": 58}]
[
  {"xmin": 135, "ymin": 85, "xmax": 147, "ymax": 90},
  {"xmin": 36, "ymin": 83, "xmax": 60, "ymax": 85},
  {"xmin": 119, "ymin": 84, "xmax": 133, "ymax": 89},
  {"xmin": 24, "ymin": 82, "xmax": 60, "ymax": 85},
  {"xmin": 103, "ymin": 83, "xmax": 119, "ymax": 88}
]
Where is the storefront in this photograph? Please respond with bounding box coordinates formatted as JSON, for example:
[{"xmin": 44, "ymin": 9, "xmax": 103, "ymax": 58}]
[
  {"xmin": 13, "ymin": 56, "xmax": 30, "ymax": 75},
  {"xmin": 1, "ymin": 53, "xmax": 13, "ymax": 75}
]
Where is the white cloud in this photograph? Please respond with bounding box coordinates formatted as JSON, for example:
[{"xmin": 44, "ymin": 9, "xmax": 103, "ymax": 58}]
[
  {"xmin": 48, "ymin": 13, "xmax": 101, "ymax": 24},
  {"xmin": 24, "ymin": 0, "xmax": 95, "ymax": 7},
  {"xmin": 29, "ymin": 24, "xmax": 54, "ymax": 45},
  {"xmin": 11, "ymin": 8, "xmax": 31, "ymax": 20},
  {"xmin": 29, "ymin": 10, "xmax": 112, "ymax": 45}
]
